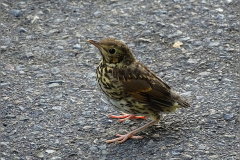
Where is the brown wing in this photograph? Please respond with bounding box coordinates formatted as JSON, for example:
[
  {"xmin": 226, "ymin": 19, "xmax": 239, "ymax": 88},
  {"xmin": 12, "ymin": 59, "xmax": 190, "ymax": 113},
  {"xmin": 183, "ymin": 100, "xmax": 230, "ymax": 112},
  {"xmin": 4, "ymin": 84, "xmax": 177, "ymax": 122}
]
[{"xmin": 113, "ymin": 62, "xmax": 176, "ymax": 112}]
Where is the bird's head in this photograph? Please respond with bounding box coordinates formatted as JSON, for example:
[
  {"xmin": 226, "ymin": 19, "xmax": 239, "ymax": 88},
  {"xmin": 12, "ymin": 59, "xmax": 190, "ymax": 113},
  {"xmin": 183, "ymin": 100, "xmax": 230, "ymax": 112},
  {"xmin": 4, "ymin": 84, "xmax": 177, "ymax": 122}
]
[{"xmin": 88, "ymin": 38, "xmax": 135, "ymax": 67}]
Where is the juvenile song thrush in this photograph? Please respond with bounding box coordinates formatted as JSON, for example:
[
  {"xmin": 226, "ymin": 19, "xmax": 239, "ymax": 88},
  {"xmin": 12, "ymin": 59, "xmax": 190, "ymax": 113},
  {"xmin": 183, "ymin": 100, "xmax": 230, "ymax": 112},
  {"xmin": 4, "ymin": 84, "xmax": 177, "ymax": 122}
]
[{"xmin": 88, "ymin": 38, "xmax": 190, "ymax": 144}]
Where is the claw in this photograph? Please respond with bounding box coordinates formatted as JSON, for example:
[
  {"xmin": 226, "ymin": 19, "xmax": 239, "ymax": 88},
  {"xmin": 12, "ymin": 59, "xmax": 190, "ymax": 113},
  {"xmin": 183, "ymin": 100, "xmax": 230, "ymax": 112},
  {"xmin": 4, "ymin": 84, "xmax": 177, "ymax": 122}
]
[
  {"xmin": 106, "ymin": 133, "xmax": 143, "ymax": 144},
  {"xmin": 106, "ymin": 116, "xmax": 160, "ymax": 144}
]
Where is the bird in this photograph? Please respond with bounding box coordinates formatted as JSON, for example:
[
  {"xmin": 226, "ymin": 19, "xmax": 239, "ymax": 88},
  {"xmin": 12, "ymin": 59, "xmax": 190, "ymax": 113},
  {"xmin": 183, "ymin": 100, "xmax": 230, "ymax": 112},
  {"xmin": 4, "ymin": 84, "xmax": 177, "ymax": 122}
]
[{"xmin": 87, "ymin": 38, "xmax": 190, "ymax": 144}]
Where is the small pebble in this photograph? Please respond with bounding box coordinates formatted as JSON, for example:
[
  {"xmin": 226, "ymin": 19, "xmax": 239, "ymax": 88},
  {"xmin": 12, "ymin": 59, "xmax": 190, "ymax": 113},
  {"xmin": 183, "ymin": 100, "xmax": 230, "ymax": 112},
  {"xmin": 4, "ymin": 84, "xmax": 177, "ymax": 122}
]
[
  {"xmin": 51, "ymin": 67, "xmax": 60, "ymax": 74},
  {"xmin": 52, "ymin": 106, "xmax": 62, "ymax": 111},
  {"xmin": 36, "ymin": 152, "xmax": 44, "ymax": 158},
  {"xmin": 46, "ymin": 149, "xmax": 56, "ymax": 153},
  {"xmin": 98, "ymin": 144, "xmax": 106, "ymax": 150},
  {"xmin": 73, "ymin": 44, "xmax": 81, "ymax": 49},
  {"xmin": 223, "ymin": 113, "xmax": 234, "ymax": 120},
  {"xmin": 198, "ymin": 71, "xmax": 211, "ymax": 76},
  {"xmin": 1, "ymin": 46, "xmax": 7, "ymax": 51},
  {"xmin": 18, "ymin": 27, "xmax": 27, "ymax": 33},
  {"xmin": 93, "ymin": 11, "xmax": 102, "ymax": 17},
  {"xmin": 180, "ymin": 91, "xmax": 192, "ymax": 96},
  {"xmin": 26, "ymin": 52, "xmax": 34, "ymax": 58},
  {"xmin": 137, "ymin": 21, "xmax": 147, "ymax": 25},
  {"xmin": 10, "ymin": 9, "xmax": 22, "ymax": 17},
  {"xmin": 187, "ymin": 59, "xmax": 198, "ymax": 64},
  {"xmin": 209, "ymin": 41, "xmax": 220, "ymax": 47},
  {"xmin": 48, "ymin": 83, "xmax": 60, "ymax": 88}
]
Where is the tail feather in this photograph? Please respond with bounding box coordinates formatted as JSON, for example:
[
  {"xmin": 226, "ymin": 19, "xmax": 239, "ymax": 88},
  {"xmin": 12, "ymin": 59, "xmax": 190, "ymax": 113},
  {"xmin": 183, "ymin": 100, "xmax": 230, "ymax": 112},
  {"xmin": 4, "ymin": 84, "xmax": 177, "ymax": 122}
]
[{"xmin": 170, "ymin": 90, "xmax": 190, "ymax": 108}]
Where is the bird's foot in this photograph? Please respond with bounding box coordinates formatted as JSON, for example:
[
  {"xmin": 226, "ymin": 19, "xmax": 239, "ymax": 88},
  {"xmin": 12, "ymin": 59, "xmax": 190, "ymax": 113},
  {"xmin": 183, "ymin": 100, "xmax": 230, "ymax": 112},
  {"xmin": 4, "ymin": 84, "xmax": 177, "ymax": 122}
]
[
  {"xmin": 109, "ymin": 112, "xmax": 146, "ymax": 122},
  {"xmin": 106, "ymin": 133, "xmax": 143, "ymax": 144}
]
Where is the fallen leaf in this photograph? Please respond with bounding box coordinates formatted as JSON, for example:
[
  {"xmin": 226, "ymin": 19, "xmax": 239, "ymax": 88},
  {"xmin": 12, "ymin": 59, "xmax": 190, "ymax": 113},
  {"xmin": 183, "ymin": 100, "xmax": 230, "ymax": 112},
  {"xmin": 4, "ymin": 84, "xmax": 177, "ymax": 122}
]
[
  {"xmin": 173, "ymin": 41, "xmax": 183, "ymax": 48},
  {"xmin": 14, "ymin": 100, "xmax": 22, "ymax": 104},
  {"xmin": 5, "ymin": 64, "xmax": 14, "ymax": 71},
  {"xmin": 161, "ymin": 146, "xmax": 166, "ymax": 151}
]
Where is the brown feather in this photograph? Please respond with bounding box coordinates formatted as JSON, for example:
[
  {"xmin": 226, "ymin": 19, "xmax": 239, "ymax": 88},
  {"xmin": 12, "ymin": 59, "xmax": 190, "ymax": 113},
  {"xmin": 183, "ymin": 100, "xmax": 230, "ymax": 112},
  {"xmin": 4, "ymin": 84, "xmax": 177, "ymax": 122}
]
[{"xmin": 111, "ymin": 61, "xmax": 188, "ymax": 112}]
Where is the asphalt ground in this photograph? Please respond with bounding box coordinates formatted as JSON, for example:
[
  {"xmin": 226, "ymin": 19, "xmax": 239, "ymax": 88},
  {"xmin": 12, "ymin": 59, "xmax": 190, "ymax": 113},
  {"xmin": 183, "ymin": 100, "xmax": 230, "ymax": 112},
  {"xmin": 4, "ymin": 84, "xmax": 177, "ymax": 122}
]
[{"xmin": 1, "ymin": 0, "xmax": 239, "ymax": 159}]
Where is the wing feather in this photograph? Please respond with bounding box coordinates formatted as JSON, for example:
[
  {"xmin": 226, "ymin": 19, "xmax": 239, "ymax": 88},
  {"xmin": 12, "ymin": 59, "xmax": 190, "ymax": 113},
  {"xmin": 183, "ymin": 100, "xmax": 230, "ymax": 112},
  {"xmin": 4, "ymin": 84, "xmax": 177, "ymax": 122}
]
[{"xmin": 113, "ymin": 62, "xmax": 179, "ymax": 112}]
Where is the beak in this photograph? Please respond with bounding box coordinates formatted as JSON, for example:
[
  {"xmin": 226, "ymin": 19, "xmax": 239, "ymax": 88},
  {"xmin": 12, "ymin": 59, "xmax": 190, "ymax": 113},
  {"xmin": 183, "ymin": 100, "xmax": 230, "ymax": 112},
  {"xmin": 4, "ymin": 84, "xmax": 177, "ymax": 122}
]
[{"xmin": 87, "ymin": 40, "xmax": 101, "ymax": 49}]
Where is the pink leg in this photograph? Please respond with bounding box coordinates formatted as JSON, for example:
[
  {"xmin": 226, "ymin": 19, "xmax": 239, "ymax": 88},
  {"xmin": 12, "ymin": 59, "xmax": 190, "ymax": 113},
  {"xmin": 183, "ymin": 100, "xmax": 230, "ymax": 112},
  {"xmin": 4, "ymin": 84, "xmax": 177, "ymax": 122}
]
[
  {"xmin": 109, "ymin": 112, "xmax": 146, "ymax": 122},
  {"xmin": 106, "ymin": 118, "xmax": 160, "ymax": 144}
]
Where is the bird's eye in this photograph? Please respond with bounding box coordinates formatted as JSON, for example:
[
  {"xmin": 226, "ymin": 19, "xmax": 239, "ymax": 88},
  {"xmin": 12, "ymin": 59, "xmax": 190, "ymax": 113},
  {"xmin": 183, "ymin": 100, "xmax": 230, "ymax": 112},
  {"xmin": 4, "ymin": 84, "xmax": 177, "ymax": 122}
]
[{"xmin": 109, "ymin": 48, "xmax": 115, "ymax": 54}]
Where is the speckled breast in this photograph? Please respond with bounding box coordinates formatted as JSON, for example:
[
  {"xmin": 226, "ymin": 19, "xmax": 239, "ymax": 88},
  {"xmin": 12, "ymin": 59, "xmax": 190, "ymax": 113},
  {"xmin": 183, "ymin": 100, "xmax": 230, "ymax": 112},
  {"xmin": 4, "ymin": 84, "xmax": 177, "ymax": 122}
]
[
  {"xmin": 96, "ymin": 62, "xmax": 125, "ymax": 101},
  {"xmin": 96, "ymin": 62, "xmax": 159, "ymax": 120}
]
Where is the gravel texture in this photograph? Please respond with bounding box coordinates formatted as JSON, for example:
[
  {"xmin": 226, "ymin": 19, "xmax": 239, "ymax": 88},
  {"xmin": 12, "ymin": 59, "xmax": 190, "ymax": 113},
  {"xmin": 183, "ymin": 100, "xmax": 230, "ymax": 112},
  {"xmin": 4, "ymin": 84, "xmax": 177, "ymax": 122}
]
[{"xmin": 1, "ymin": 0, "xmax": 239, "ymax": 160}]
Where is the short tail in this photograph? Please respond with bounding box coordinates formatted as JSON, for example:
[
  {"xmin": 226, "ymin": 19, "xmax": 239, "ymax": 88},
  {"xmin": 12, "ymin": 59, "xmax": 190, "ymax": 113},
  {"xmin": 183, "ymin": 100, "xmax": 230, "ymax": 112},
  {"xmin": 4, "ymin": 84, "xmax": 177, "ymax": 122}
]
[{"xmin": 170, "ymin": 90, "xmax": 190, "ymax": 108}]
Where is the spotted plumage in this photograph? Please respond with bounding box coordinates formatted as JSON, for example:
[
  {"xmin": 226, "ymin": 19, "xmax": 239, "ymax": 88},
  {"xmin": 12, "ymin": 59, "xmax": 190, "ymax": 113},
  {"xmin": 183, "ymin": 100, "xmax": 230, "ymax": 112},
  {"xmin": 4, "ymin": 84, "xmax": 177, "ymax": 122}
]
[{"xmin": 88, "ymin": 38, "xmax": 190, "ymax": 143}]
